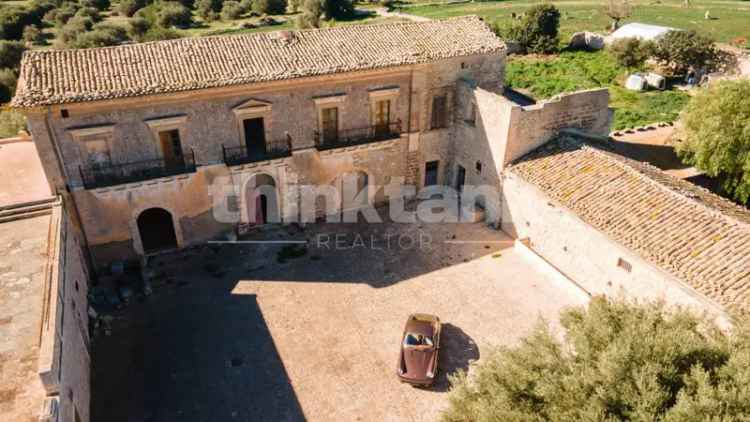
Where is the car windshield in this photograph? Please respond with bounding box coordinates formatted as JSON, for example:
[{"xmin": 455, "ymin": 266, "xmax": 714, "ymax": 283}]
[{"xmin": 404, "ymin": 333, "xmax": 434, "ymax": 347}]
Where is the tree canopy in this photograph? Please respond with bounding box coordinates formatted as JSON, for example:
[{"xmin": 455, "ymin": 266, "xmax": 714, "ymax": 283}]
[
  {"xmin": 676, "ymin": 79, "xmax": 750, "ymax": 204},
  {"xmin": 497, "ymin": 4, "xmax": 560, "ymax": 55},
  {"xmin": 443, "ymin": 297, "xmax": 750, "ymax": 421}
]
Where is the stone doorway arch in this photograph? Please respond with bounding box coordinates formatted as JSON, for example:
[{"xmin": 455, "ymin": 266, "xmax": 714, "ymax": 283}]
[{"xmin": 137, "ymin": 207, "xmax": 178, "ymax": 253}]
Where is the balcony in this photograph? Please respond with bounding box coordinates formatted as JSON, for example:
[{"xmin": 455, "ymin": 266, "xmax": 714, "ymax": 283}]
[
  {"xmin": 222, "ymin": 139, "xmax": 292, "ymax": 167},
  {"xmin": 79, "ymin": 150, "xmax": 196, "ymax": 189},
  {"xmin": 314, "ymin": 121, "xmax": 402, "ymax": 151}
]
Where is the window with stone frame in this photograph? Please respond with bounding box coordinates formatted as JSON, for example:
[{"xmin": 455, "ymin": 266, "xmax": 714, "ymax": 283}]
[
  {"xmin": 466, "ymin": 103, "xmax": 477, "ymax": 126},
  {"xmin": 431, "ymin": 95, "xmax": 448, "ymax": 129},
  {"xmin": 82, "ymin": 136, "xmax": 112, "ymax": 169}
]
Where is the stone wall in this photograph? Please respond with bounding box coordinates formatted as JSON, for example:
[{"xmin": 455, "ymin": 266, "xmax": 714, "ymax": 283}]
[
  {"xmin": 37, "ymin": 203, "xmax": 91, "ymax": 422},
  {"xmin": 500, "ymin": 88, "xmax": 611, "ymax": 168},
  {"xmin": 501, "ymin": 173, "xmax": 731, "ymax": 326}
]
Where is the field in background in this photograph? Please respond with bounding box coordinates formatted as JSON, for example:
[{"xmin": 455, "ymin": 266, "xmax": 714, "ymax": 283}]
[
  {"xmin": 505, "ymin": 51, "xmax": 690, "ymax": 130},
  {"xmin": 399, "ymin": 0, "xmax": 750, "ymax": 43}
]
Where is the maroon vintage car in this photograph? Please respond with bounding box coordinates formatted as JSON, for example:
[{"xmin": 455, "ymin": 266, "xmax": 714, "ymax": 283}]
[{"xmin": 397, "ymin": 313, "xmax": 441, "ymax": 386}]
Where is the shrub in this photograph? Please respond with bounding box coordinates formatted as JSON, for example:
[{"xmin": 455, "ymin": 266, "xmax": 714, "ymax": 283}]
[
  {"xmin": 51, "ymin": 2, "xmax": 79, "ymax": 27},
  {"xmin": 296, "ymin": 0, "xmax": 322, "ymax": 28},
  {"xmin": 0, "ymin": 6, "xmax": 46, "ymax": 40},
  {"xmin": 443, "ymin": 297, "xmax": 750, "ymax": 421},
  {"xmin": 0, "ymin": 68, "xmax": 18, "ymax": 103},
  {"xmin": 156, "ymin": 1, "xmax": 193, "ymax": 28},
  {"xmin": 498, "ymin": 4, "xmax": 560, "ymax": 54},
  {"xmin": 22, "ymin": 25, "xmax": 44, "ymax": 46},
  {"xmin": 119, "ymin": 0, "xmax": 147, "ymax": 17},
  {"xmin": 70, "ymin": 23, "xmax": 130, "ymax": 48},
  {"xmin": 128, "ymin": 16, "xmax": 151, "ymax": 40},
  {"xmin": 676, "ymin": 79, "xmax": 750, "ymax": 203},
  {"xmin": 0, "ymin": 109, "xmax": 26, "ymax": 138},
  {"xmin": 196, "ymin": 0, "xmax": 222, "ymax": 20},
  {"xmin": 141, "ymin": 26, "xmax": 182, "ymax": 42},
  {"xmin": 653, "ymin": 30, "xmax": 718, "ymax": 75},
  {"xmin": 221, "ymin": 1, "xmax": 244, "ymax": 20},
  {"xmin": 0, "ymin": 40, "xmax": 27, "ymax": 70},
  {"xmin": 323, "ymin": 0, "xmax": 353, "ymax": 20},
  {"xmin": 608, "ymin": 37, "xmax": 653, "ymax": 69},
  {"xmin": 79, "ymin": 0, "xmax": 111, "ymax": 11},
  {"xmin": 56, "ymin": 16, "xmax": 95, "ymax": 48},
  {"xmin": 74, "ymin": 6, "xmax": 103, "ymax": 23},
  {"xmin": 252, "ymin": 0, "xmax": 288, "ymax": 15},
  {"xmin": 287, "ymin": 0, "xmax": 301, "ymax": 13}
]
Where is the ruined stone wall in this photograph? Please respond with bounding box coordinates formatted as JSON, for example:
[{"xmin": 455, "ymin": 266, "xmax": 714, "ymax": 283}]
[
  {"xmin": 502, "ymin": 88, "xmax": 611, "ymax": 167},
  {"xmin": 501, "ymin": 173, "xmax": 731, "ymax": 326}
]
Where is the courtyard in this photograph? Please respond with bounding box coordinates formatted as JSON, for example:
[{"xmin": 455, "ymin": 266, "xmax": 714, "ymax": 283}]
[{"xmin": 92, "ymin": 219, "xmax": 588, "ymax": 422}]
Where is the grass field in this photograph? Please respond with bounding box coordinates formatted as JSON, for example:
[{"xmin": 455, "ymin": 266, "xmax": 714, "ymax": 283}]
[
  {"xmin": 505, "ymin": 50, "xmax": 691, "ymax": 130},
  {"xmin": 399, "ymin": 0, "xmax": 750, "ymax": 43}
]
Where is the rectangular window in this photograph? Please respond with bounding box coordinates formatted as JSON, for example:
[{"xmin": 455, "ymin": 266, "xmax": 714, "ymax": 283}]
[
  {"xmin": 321, "ymin": 107, "xmax": 338, "ymax": 143},
  {"xmin": 158, "ymin": 129, "xmax": 184, "ymax": 168},
  {"xmin": 83, "ymin": 137, "xmax": 111, "ymax": 168},
  {"xmin": 431, "ymin": 95, "xmax": 447, "ymax": 129},
  {"xmin": 424, "ymin": 160, "xmax": 439, "ymax": 186},
  {"xmin": 617, "ymin": 258, "xmax": 632, "ymax": 273},
  {"xmin": 373, "ymin": 99, "xmax": 391, "ymax": 134},
  {"xmin": 466, "ymin": 103, "xmax": 476, "ymax": 126}
]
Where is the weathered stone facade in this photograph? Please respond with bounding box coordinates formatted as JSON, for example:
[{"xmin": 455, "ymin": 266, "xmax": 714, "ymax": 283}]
[{"xmin": 23, "ymin": 50, "xmax": 515, "ymax": 267}]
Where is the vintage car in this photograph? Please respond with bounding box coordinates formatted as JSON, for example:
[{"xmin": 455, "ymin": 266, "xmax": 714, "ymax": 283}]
[{"xmin": 397, "ymin": 313, "xmax": 441, "ymax": 386}]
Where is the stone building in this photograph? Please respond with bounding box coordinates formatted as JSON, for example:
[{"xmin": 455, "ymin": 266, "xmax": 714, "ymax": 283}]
[
  {"xmin": 0, "ymin": 193, "xmax": 91, "ymax": 421},
  {"xmin": 11, "ymin": 16, "xmax": 610, "ymax": 269},
  {"xmin": 503, "ymin": 132, "xmax": 750, "ymax": 324}
]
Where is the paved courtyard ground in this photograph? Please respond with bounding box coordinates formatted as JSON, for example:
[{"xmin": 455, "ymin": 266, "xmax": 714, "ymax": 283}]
[{"xmin": 92, "ymin": 220, "xmax": 588, "ymax": 422}]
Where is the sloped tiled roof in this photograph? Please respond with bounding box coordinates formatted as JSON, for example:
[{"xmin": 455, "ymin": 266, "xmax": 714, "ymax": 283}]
[
  {"xmin": 509, "ymin": 135, "xmax": 750, "ymax": 313},
  {"xmin": 11, "ymin": 16, "xmax": 504, "ymax": 108}
]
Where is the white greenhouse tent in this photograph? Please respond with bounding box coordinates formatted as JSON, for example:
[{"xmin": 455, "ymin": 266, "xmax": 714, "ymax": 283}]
[{"xmin": 609, "ymin": 23, "xmax": 677, "ymax": 42}]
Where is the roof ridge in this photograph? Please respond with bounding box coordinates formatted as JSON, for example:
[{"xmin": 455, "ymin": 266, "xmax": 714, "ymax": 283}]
[
  {"xmin": 581, "ymin": 141, "xmax": 750, "ymax": 230},
  {"xmin": 22, "ymin": 15, "xmax": 488, "ymax": 56}
]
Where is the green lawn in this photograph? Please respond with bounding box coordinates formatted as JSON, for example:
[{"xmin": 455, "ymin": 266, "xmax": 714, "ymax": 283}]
[
  {"xmin": 505, "ymin": 50, "xmax": 690, "ymax": 130},
  {"xmin": 400, "ymin": 0, "xmax": 750, "ymax": 43}
]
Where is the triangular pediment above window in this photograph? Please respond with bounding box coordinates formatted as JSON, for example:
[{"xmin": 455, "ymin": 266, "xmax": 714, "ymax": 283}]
[{"xmin": 233, "ymin": 98, "xmax": 272, "ymax": 116}]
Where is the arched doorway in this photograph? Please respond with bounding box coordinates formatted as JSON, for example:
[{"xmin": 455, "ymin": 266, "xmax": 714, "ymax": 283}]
[
  {"xmin": 137, "ymin": 208, "xmax": 178, "ymax": 253},
  {"xmin": 245, "ymin": 174, "xmax": 279, "ymax": 225}
]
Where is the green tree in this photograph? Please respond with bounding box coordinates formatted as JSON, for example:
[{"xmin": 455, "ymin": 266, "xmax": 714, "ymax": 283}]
[
  {"xmin": 653, "ymin": 30, "xmax": 717, "ymax": 75},
  {"xmin": 119, "ymin": 0, "xmax": 147, "ymax": 17},
  {"xmin": 0, "ymin": 68, "xmax": 18, "ymax": 103},
  {"xmin": 323, "ymin": 0, "xmax": 353, "ymax": 20},
  {"xmin": 0, "ymin": 40, "xmax": 26, "ymax": 69},
  {"xmin": 443, "ymin": 297, "xmax": 750, "ymax": 421},
  {"xmin": 221, "ymin": 1, "xmax": 244, "ymax": 20},
  {"xmin": 128, "ymin": 16, "xmax": 151, "ymax": 41},
  {"xmin": 155, "ymin": 1, "xmax": 193, "ymax": 28},
  {"xmin": 70, "ymin": 23, "xmax": 130, "ymax": 48},
  {"xmin": 196, "ymin": 0, "xmax": 222, "ymax": 21},
  {"xmin": 676, "ymin": 79, "xmax": 750, "ymax": 203},
  {"xmin": 296, "ymin": 0, "xmax": 322, "ymax": 28},
  {"xmin": 252, "ymin": 0, "xmax": 288, "ymax": 15},
  {"xmin": 608, "ymin": 37, "xmax": 653, "ymax": 69},
  {"xmin": 22, "ymin": 25, "xmax": 44, "ymax": 46},
  {"xmin": 498, "ymin": 4, "xmax": 560, "ymax": 54}
]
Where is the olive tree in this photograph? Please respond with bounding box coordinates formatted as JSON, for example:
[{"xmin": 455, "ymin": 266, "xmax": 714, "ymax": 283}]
[
  {"xmin": 443, "ymin": 296, "xmax": 750, "ymax": 421},
  {"xmin": 497, "ymin": 4, "xmax": 560, "ymax": 54},
  {"xmin": 676, "ymin": 79, "xmax": 750, "ymax": 204},
  {"xmin": 653, "ymin": 30, "xmax": 718, "ymax": 75}
]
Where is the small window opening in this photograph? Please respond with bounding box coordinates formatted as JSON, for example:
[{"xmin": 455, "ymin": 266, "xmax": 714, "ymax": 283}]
[
  {"xmin": 61, "ymin": 109, "xmax": 69, "ymax": 118},
  {"xmin": 475, "ymin": 161, "xmax": 482, "ymax": 173}
]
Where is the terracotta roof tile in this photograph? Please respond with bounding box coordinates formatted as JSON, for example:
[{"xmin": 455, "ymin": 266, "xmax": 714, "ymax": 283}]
[
  {"xmin": 11, "ymin": 16, "xmax": 504, "ymax": 108},
  {"xmin": 509, "ymin": 135, "xmax": 750, "ymax": 313}
]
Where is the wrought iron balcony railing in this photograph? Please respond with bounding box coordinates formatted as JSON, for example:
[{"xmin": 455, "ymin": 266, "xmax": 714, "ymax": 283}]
[
  {"xmin": 222, "ymin": 138, "xmax": 292, "ymax": 166},
  {"xmin": 79, "ymin": 149, "xmax": 196, "ymax": 189},
  {"xmin": 314, "ymin": 121, "xmax": 402, "ymax": 151}
]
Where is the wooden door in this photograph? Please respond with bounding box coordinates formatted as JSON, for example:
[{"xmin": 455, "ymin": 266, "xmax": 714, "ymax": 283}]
[
  {"xmin": 321, "ymin": 107, "xmax": 338, "ymax": 143},
  {"xmin": 373, "ymin": 100, "xmax": 390, "ymax": 135},
  {"xmin": 159, "ymin": 130, "xmax": 184, "ymax": 169}
]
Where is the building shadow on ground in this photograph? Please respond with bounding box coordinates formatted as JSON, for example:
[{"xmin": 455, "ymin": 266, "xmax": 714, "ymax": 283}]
[{"xmin": 92, "ymin": 291, "xmax": 306, "ymax": 422}]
